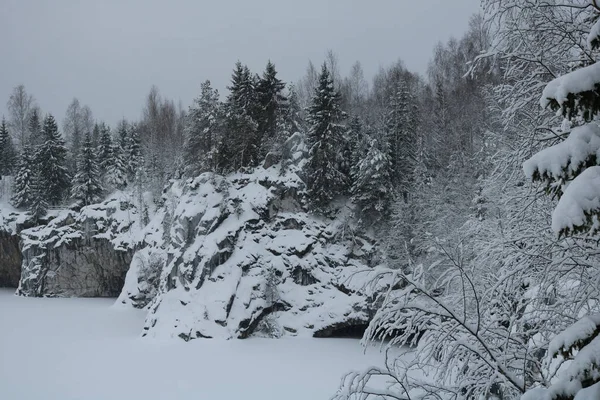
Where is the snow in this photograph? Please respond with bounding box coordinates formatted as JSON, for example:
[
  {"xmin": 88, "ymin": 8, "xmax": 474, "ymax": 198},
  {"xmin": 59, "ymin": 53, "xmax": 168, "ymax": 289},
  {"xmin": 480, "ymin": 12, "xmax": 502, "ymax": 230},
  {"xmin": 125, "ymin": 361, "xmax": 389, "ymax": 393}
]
[
  {"xmin": 552, "ymin": 166, "xmax": 600, "ymax": 235},
  {"xmin": 548, "ymin": 314, "xmax": 600, "ymax": 358},
  {"xmin": 589, "ymin": 18, "xmax": 600, "ymax": 50},
  {"xmin": 574, "ymin": 382, "xmax": 600, "ymax": 400},
  {"xmin": 0, "ymin": 289, "xmax": 385, "ymax": 400},
  {"xmin": 541, "ymin": 62, "xmax": 600, "ymax": 109},
  {"xmin": 523, "ymin": 124, "xmax": 600, "ymax": 183}
]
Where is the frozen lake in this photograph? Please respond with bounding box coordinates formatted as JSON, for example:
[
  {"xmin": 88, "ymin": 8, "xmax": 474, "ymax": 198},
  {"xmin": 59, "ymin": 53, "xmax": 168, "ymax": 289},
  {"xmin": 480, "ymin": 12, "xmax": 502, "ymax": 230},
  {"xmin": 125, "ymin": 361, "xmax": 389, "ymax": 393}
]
[{"xmin": 0, "ymin": 289, "xmax": 384, "ymax": 400}]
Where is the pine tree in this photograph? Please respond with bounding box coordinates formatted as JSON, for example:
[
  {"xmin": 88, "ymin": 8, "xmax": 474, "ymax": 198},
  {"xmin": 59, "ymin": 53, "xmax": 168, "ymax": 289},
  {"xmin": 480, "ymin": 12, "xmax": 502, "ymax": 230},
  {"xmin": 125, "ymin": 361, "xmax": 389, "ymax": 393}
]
[
  {"xmin": 71, "ymin": 131, "xmax": 103, "ymax": 206},
  {"xmin": 351, "ymin": 138, "xmax": 393, "ymax": 224},
  {"xmin": 11, "ymin": 144, "xmax": 35, "ymax": 208},
  {"xmin": 36, "ymin": 114, "xmax": 70, "ymax": 205},
  {"xmin": 184, "ymin": 80, "xmax": 222, "ymax": 177},
  {"xmin": 304, "ymin": 64, "xmax": 348, "ymax": 209}
]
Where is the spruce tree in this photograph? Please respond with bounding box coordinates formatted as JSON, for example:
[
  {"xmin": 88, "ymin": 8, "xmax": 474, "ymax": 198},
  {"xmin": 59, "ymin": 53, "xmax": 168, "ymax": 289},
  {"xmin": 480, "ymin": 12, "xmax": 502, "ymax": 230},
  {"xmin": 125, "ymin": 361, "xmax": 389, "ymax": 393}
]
[
  {"xmin": 91, "ymin": 123, "xmax": 101, "ymax": 148},
  {"xmin": 385, "ymin": 79, "xmax": 417, "ymax": 190},
  {"xmin": 29, "ymin": 172, "xmax": 48, "ymax": 221},
  {"xmin": 351, "ymin": 138, "xmax": 393, "ymax": 224},
  {"xmin": 304, "ymin": 64, "xmax": 348, "ymax": 210},
  {"xmin": 348, "ymin": 116, "xmax": 369, "ymax": 180},
  {"xmin": 127, "ymin": 126, "xmax": 142, "ymax": 182},
  {"xmin": 222, "ymin": 62, "xmax": 260, "ymax": 171},
  {"xmin": 71, "ymin": 131, "xmax": 103, "ymax": 206},
  {"xmin": 184, "ymin": 80, "xmax": 222, "ymax": 177},
  {"xmin": 117, "ymin": 119, "xmax": 129, "ymax": 149},
  {"xmin": 28, "ymin": 109, "xmax": 43, "ymax": 147},
  {"xmin": 518, "ymin": 11, "xmax": 600, "ymax": 400},
  {"xmin": 97, "ymin": 125, "xmax": 113, "ymax": 178},
  {"xmin": 36, "ymin": 114, "xmax": 70, "ymax": 205},
  {"xmin": 105, "ymin": 142, "xmax": 127, "ymax": 190},
  {"xmin": 0, "ymin": 118, "xmax": 14, "ymax": 176},
  {"xmin": 11, "ymin": 144, "xmax": 35, "ymax": 208},
  {"xmin": 256, "ymin": 61, "xmax": 287, "ymax": 155}
]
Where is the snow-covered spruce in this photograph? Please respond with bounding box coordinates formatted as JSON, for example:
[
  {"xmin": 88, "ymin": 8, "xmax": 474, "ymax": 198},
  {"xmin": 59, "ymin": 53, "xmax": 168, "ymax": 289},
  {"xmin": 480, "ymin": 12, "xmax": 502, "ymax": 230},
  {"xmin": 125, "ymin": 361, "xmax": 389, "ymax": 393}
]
[{"xmin": 118, "ymin": 165, "xmax": 379, "ymax": 340}]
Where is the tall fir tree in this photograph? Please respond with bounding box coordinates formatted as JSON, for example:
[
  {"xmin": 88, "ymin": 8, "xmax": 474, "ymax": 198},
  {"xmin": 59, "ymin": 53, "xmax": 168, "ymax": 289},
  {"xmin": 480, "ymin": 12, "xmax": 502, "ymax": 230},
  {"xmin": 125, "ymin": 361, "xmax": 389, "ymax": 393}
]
[
  {"xmin": 27, "ymin": 109, "xmax": 43, "ymax": 148},
  {"xmin": 36, "ymin": 114, "xmax": 70, "ymax": 205},
  {"xmin": 304, "ymin": 64, "xmax": 348, "ymax": 210},
  {"xmin": 184, "ymin": 80, "xmax": 222, "ymax": 177},
  {"xmin": 117, "ymin": 119, "xmax": 129, "ymax": 149},
  {"xmin": 97, "ymin": 125, "xmax": 113, "ymax": 179},
  {"xmin": 105, "ymin": 142, "xmax": 127, "ymax": 191},
  {"xmin": 385, "ymin": 78, "xmax": 417, "ymax": 191},
  {"xmin": 0, "ymin": 117, "xmax": 17, "ymax": 176},
  {"xmin": 256, "ymin": 61, "xmax": 287, "ymax": 156},
  {"xmin": 348, "ymin": 116, "xmax": 369, "ymax": 180},
  {"xmin": 127, "ymin": 126, "xmax": 142, "ymax": 182},
  {"xmin": 71, "ymin": 131, "xmax": 103, "ymax": 206},
  {"xmin": 222, "ymin": 62, "xmax": 260, "ymax": 171},
  {"xmin": 351, "ymin": 138, "xmax": 393, "ymax": 224},
  {"xmin": 29, "ymin": 171, "xmax": 48, "ymax": 221},
  {"xmin": 11, "ymin": 144, "xmax": 35, "ymax": 208},
  {"xmin": 91, "ymin": 123, "xmax": 101, "ymax": 148}
]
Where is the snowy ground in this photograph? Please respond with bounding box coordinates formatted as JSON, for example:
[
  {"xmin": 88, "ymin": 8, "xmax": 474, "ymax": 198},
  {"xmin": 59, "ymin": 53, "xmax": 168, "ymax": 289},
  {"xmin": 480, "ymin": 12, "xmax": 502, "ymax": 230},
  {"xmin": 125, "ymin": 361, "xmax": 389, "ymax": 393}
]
[{"xmin": 0, "ymin": 289, "xmax": 385, "ymax": 400}]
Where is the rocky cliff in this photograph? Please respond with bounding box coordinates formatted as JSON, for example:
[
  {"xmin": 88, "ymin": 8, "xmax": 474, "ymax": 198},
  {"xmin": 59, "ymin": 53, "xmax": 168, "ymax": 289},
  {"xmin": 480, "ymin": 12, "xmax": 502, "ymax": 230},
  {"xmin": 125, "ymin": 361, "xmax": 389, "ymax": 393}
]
[
  {"xmin": 0, "ymin": 228, "xmax": 22, "ymax": 288},
  {"xmin": 2, "ymin": 136, "xmax": 381, "ymax": 339},
  {"xmin": 16, "ymin": 195, "xmax": 141, "ymax": 297},
  {"xmin": 0, "ymin": 206, "xmax": 28, "ymax": 288},
  {"xmin": 117, "ymin": 164, "xmax": 380, "ymax": 340}
]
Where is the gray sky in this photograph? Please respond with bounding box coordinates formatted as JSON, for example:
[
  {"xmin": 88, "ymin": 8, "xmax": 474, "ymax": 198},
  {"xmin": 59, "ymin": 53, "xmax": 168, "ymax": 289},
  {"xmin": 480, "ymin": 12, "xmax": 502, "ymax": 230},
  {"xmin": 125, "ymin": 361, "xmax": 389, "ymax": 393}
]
[{"xmin": 1, "ymin": 0, "xmax": 481, "ymax": 127}]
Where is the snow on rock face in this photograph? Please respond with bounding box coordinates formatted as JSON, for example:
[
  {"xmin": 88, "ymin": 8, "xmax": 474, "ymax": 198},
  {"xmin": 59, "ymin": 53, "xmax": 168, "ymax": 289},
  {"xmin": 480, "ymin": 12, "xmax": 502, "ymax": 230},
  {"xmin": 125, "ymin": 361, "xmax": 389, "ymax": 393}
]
[
  {"xmin": 17, "ymin": 193, "xmax": 141, "ymax": 297},
  {"xmin": 118, "ymin": 167, "xmax": 379, "ymax": 340}
]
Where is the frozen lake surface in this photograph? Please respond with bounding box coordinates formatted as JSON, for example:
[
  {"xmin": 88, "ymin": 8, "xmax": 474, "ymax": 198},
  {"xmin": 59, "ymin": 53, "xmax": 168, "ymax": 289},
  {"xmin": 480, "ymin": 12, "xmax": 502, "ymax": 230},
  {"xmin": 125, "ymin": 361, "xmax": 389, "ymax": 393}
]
[{"xmin": 0, "ymin": 289, "xmax": 384, "ymax": 400}]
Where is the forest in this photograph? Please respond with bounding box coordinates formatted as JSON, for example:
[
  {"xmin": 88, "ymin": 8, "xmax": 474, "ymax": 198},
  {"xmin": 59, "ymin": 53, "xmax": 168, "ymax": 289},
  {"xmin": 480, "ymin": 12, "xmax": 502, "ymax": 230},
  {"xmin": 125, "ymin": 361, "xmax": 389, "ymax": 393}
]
[{"xmin": 2, "ymin": 1, "xmax": 600, "ymax": 400}]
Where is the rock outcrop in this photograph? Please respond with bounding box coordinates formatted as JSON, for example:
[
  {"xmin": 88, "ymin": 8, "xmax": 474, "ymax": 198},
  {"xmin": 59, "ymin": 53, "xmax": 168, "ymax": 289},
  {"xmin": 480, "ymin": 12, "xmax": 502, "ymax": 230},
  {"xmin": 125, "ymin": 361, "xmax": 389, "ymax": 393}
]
[
  {"xmin": 0, "ymin": 229, "xmax": 21, "ymax": 287},
  {"xmin": 2, "ymin": 133, "xmax": 382, "ymax": 339},
  {"xmin": 0, "ymin": 206, "xmax": 29, "ymax": 288},
  {"xmin": 17, "ymin": 195, "xmax": 140, "ymax": 297},
  {"xmin": 118, "ymin": 165, "xmax": 380, "ymax": 340}
]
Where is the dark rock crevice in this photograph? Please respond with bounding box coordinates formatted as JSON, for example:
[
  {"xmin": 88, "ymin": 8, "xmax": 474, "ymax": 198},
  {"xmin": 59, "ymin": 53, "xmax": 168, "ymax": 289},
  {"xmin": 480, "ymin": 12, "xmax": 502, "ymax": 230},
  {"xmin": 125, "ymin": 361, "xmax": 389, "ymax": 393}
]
[
  {"xmin": 313, "ymin": 320, "xmax": 370, "ymax": 339},
  {"xmin": 0, "ymin": 230, "xmax": 22, "ymax": 288}
]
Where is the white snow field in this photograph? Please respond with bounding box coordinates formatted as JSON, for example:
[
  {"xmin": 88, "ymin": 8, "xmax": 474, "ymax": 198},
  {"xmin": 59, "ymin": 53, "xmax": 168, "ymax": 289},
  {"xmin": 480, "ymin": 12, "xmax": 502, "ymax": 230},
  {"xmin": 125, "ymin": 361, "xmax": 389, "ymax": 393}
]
[{"xmin": 0, "ymin": 289, "xmax": 385, "ymax": 400}]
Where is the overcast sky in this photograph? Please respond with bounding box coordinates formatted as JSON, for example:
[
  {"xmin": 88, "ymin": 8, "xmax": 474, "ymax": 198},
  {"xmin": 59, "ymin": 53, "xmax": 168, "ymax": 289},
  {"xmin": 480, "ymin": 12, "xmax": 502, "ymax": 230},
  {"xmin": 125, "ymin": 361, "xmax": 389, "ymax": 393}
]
[{"xmin": 1, "ymin": 0, "xmax": 481, "ymax": 127}]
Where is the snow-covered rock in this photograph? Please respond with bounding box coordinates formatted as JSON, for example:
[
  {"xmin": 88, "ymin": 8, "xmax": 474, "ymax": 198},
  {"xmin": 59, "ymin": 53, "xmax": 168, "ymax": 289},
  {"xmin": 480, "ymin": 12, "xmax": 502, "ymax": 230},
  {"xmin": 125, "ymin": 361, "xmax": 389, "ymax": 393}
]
[
  {"xmin": 17, "ymin": 193, "xmax": 142, "ymax": 297},
  {"xmin": 118, "ymin": 166, "xmax": 379, "ymax": 340}
]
